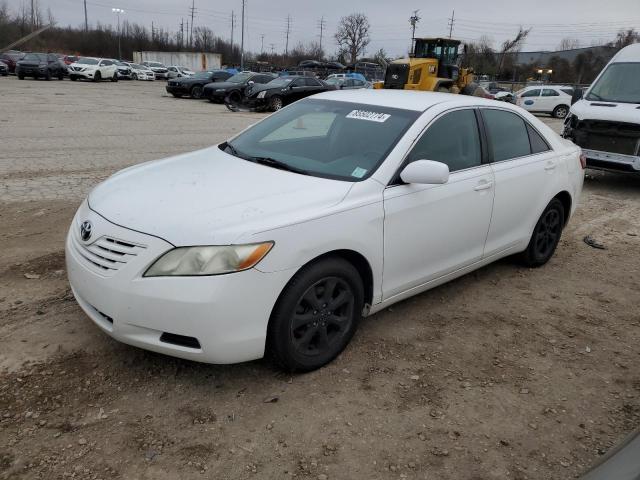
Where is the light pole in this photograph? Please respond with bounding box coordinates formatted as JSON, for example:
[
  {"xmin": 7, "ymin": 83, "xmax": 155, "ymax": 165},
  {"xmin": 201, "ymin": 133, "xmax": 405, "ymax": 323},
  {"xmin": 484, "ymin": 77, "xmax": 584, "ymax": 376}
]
[{"xmin": 112, "ymin": 8, "xmax": 124, "ymax": 59}]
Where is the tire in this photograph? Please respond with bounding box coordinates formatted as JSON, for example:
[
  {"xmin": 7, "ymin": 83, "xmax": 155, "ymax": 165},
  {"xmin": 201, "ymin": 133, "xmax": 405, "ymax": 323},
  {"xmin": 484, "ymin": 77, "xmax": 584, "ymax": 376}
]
[
  {"xmin": 552, "ymin": 104, "xmax": 569, "ymax": 119},
  {"xmin": 70, "ymin": 75, "xmax": 77, "ymax": 81},
  {"xmin": 228, "ymin": 90, "xmax": 241, "ymax": 103},
  {"xmin": 132, "ymin": 73, "xmax": 138, "ymax": 80},
  {"xmin": 172, "ymin": 93, "xmax": 181, "ymax": 98},
  {"xmin": 111, "ymin": 73, "xmax": 118, "ymax": 82},
  {"xmin": 190, "ymin": 85, "xmax": 204, "ymax": 99},
  {"xmin": 58, "ymin": 72, "xmax": 64, "ymax": 80},
  {"xmin": 268, "ymin": 95, "xmax": 283, "ymax": 111},
  {"xmin": 18, "ymin": 74, "xmax": 24, "ymax": 80},
  {"xmin": 44, "ymin": 70, "xmax": 51, "ymax": 81},
  {"xmin": 267, "ymin": 257, "xmax": 364, "ymax": 372},
  {"xmin": 521, "ymin": 198, "xmax": 565, "ymax": 267},
  {"xmin": 93, "ymin": 71, "xmax": 101, "ymax": 82}
]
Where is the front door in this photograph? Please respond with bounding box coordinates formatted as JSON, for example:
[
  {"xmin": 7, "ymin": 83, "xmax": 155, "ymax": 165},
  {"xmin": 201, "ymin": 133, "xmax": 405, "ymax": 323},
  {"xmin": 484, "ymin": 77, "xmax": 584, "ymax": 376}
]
[{"xmin": 383, "ymin": 108, "xmax": 495, "ymax": 299}]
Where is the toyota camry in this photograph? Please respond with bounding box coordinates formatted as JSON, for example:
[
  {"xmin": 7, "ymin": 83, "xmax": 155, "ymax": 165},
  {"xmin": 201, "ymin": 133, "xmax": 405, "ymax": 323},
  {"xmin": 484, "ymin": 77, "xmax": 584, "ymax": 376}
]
[{"xmin": 66, "ymin": 90, "xmax": 584, "ymax": 371}]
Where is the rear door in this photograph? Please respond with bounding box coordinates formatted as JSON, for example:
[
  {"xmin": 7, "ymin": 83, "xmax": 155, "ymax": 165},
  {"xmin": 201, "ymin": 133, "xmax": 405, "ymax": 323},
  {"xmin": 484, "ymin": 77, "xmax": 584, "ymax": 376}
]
[
  {"xmin": 481, "ymin": 108, "xmax": 558, "ymax": 257},
  {"xmin": 538, "ymin": 88, "xmax": 561, "ymax": 113}
]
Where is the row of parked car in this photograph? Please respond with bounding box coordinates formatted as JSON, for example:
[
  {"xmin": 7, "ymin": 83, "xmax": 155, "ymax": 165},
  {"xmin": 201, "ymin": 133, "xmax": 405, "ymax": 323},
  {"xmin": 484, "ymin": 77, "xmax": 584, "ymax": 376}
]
[
  {"xmin": 165, "ymin": 70, "xmax": 372, "ymax": 111},
  {"xmin": 0, "ymin": 50, "xmax": 195, "ymax": 82}
]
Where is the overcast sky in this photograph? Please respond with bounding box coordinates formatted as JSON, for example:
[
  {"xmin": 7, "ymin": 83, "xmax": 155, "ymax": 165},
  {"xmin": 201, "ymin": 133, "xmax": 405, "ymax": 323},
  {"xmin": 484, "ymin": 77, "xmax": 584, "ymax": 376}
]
[{"xmin": 7, "ymin": 0, "xmax": 640, "ymax": 56}]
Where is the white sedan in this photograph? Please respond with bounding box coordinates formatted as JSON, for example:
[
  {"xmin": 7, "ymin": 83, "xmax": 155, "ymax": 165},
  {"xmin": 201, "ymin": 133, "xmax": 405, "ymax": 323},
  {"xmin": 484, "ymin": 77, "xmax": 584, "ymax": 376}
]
[{"xmin": 66, "ymin": 90, "xmax": 584, "ymax": 371}]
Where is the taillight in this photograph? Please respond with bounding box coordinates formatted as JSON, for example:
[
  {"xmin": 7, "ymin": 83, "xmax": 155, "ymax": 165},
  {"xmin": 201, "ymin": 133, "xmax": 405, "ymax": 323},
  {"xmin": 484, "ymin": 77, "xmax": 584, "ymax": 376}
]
[{"xmin": 579, "ymin": 152, "xmax": 587, "ymax": 169}]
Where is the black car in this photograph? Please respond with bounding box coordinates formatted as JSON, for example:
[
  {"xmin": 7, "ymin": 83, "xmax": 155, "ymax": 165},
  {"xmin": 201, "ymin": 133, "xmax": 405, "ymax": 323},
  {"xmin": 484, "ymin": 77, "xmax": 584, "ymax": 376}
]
[
  {"xmin": 16, "ymin": 52, "xmax": 67, "ymax": 80},
  {"xmin": 165, "ymin": 70, "xmax": 232, "ymax": 99},
  {"xmin": 239, "ymin": 76, "xmax": 334, "ymax": 111},
  {"xmin": 203, "ymin": 72, "xmax": 276, "ymax": 103}
]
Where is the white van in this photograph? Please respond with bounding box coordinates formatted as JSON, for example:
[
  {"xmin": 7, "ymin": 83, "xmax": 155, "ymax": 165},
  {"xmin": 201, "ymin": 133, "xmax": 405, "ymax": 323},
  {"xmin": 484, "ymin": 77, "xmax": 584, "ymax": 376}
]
[{"xmin": 562, "ymin": 43, "xmax": 640, "ymax": 173}]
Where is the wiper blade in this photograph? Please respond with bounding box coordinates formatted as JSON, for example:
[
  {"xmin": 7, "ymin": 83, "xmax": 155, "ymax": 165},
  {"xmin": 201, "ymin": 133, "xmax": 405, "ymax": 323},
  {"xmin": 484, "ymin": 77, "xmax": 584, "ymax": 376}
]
[
  {"xmin": 223, "ymin": 142, "xmax": 241, "ymax": 157},
  {"xmin": 253, "ymin": 157, "xmax": 310, "ymax": 175}
]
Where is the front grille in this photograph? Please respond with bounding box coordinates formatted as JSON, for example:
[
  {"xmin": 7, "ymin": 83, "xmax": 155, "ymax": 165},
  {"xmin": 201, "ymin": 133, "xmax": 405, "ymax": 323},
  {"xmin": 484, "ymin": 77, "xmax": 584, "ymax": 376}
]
[
  {"xmin": 384, "ymin": 64, "xmax": 409, "ymax": 89},
  {"xmin": 71, "ymin": 231, "xmax": 146, "ymax": 276},
  {"xmin": 573, "ymin": 120, "xmax": 640, "ymax": 156}
]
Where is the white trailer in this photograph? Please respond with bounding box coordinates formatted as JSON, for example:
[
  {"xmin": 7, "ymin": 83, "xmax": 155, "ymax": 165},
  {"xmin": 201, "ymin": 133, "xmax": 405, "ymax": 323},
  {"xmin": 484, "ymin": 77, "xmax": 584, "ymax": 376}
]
[{"xmin": 133, "ymin": 51, "xmax": 222, "ymax": 72}]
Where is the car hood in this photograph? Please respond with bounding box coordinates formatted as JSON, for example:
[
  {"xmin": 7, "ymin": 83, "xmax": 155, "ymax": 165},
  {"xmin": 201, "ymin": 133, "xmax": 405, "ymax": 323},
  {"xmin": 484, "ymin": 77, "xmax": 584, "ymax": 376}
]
[
  {"xmin": 70, "ymin": 63, "xmax": 97, "ymax": 70},
  {"xmin": 88, "ymin": 146, "xmax": 353, "ymax": 246},
  {"xmin": 571, "ymin": 99, "xmax": 640, "ymax": 124},
  {"xmin": 204, "ymin": 81, "xmax": 243, "ymax": 91}
]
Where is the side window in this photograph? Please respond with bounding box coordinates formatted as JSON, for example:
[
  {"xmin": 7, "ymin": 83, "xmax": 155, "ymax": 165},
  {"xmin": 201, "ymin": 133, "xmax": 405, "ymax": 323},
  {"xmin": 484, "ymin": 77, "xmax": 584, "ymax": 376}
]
[
  {"xmin": 101, "ymin": 60, "xmax": 112, "ymax": 66},
  {"xmin": 542, "ymin": 88, "xmax": 559, "ymax": 97},
  {"xmin": 255, "ymin": 75, "xmax": 272, "ymax": 84},
  {"xmin": 521, "ymin": 89, "xmax": 541, "ymax": 98},
  {"xmin": 353, "ymin": 80, "xmax": 365, "ymax": 87},
  {"xmin": 482, "ymin": 109, "xmax": 531, "ymax": 161},
  {"xmin": 168, "ymin": 67, "xmax": 176, "ymax": 72},
  {"xmin": 48, "ymin": 54, "xmax": 57, "ymax": 62},
  {"xmin": 304, "ymin": 78, "xmax": 321, "ymax": 87},
  {"xmin": 291, "ymin": 78, "xmax": 305, "ymax": 87},
  {"xmin": 527, "ymin": 124, "xmax": 551, "ymax": 154},
  {"xmin": 560, "ymin": 88, "xmax": 574, "ymax": 96},
  {"xmin": 406, "ymin": 109, "xmax": 482, "ymax": 172},
  {"xmin": 344, "ymin": 79, "xmax": 355, "ymax": 87}
]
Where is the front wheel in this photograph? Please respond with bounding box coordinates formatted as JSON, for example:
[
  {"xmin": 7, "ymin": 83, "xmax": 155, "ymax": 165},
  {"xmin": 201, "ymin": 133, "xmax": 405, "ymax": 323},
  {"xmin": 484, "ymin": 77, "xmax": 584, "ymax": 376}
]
[
  {"xmin": 190, "ymin": 85, "xmax": 204, "ymax": 99},
  {"xmin": 267, "ymin": 258, "xmax": 364, "ymax": 372},
  {"xmin": 521, "ymin": 198, "xmax": 565, "ymax": 267},
  {"xmin": 268, "ymin": 95, "xmax": 283, "ymax": 111},
  {"xmin": 70, "ymin": 75, "xmax": 77, "ymax": 81},
  {"xmin": 111, "ymin": 73, "xmax": 118, "ymax": 82},
  {"xmin": 553, "ymin": 105, "xmax": 569, "ymax": 119},
  {"xmin": 18, "ymin": 74, "xmax": 24, "ymax": 80},
  {"xmin": 132, "ymin": 73, "xmax": 138, "ymax": 80},
  {"xmin": 93, "ymin": 71, "xmax": 101, "ymax": 82}
]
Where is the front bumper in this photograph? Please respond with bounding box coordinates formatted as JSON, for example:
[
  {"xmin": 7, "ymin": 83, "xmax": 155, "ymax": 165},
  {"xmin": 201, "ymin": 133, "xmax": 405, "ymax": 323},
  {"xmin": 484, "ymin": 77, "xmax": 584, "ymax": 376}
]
[
  {"xmin": 584, "ymin": 149, "xmax": 640, "ymax": 173},
  {"xmin": 166, "ymin": 84, "xmax": 190, "ymax": 95},
  {"xmin": 17, "ymin": 66, "xmax": 47, "ymax": 76},
  {"xmin": 152, "ymin": 71, "xmax": 168, "ymax": 79},
  {"xmin": 69, "ymin": 69, "xmax": 96, "ymax": 79},
  {"xmin": 65, "ymin": 201, "xmax": 293, "ymax": 364}
]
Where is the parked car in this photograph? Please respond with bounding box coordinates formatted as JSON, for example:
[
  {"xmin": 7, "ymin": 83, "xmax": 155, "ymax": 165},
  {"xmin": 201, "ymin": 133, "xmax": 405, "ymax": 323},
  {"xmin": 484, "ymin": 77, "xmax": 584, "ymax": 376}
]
[
  {"xmin": 326, "ymin": 73, "xmax": 367, "ymax": 82},
  {"xmin": 68, "ymin": 57, "xmax": 118, "ymax": 82},
  {"xmin": 63, "ymin": 55, "xmax": 79, "ymax": 65},
  {"xmin": 128, "ymin": 63, "xmax": 155, "ymax": 81},
  {"xmin": 167, "ymin": 65, "xmax": 194, "ymax": 79},
  {"xmin": 203, "ymin": 72, "xmax": 276, "ymax": 103},
  {"xmin": 241, "ymin": 76, "xmax": 333, "ymax": 111},
  {"xmin": 113, "ymin": 60, "xmax": 133, "ymax": 80},
  {"xmin": 325, "ymin": 77, "xmax": 371, "ymax": 90},
  {"xmin": 516, "ymin": 85, "xmax": 573, "ymax": 118},
  {"xmin": 0, "ymin": 51, "xmax": 25, "ymax": 74},
  {"xmin": 65, "ymin": 90, "xmax": 585, "ymax": 371},
  {"xmin": 142, "ymin": 61, "xmax": 169, "ymax": 79},
  {"xmin": 563, "ymin": 42, "xmax": 640, "ymax": 173},
  {"xmin": 0, "ymin": 61, "xmax": 8, "ymax": 76},
  {"xmin": 165, "ymin": 70, "xmax": 232, "ymax": 99},
  {"xmin": 16, "ymin": 52, "xmax": 66, "ymax": 80}
]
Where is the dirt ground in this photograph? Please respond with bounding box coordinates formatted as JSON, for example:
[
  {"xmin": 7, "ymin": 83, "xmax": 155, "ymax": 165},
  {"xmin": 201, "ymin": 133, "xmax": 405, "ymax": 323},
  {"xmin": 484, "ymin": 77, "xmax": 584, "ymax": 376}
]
[{"xmin": 1, "ymin": 76, "xmax": 639, "ymax": 480}]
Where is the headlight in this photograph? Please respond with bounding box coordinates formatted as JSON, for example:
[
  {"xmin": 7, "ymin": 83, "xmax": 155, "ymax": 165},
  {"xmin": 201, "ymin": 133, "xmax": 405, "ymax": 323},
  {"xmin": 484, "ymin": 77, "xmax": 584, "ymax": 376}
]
[
  {"xmin": 144, "ymin": 242, "xmax": 274, "ymax": 277},
  {"xmin": 257, "ymin": 91, "xmax": 266, "ymax": 99}
]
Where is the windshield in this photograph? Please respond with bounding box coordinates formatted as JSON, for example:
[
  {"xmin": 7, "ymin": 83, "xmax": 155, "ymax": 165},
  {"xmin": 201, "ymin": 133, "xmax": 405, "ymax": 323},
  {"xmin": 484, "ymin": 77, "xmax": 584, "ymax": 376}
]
[
  {"xmin": 77, "ymin": 57, "xmax": 99, "ymax": 65},
  {"xmin": 225, "ymin": 99, "xmax": 419, "ymax": 181},
  {"xmin": 131, "ymin": 64, "xmax": 146, "ymax": 70},
  {"xmin": 23, "ymin": 53, "xmax": 47, "ymax": 62},
  {"xmin": 193, "ymin": 71, "xmax": 214, "ymax": 79},
  {"xmin": 147, "ymin": 62, "xmax": 164, "ymax": 67},
  {"xmin": 227, "ymin": 72, "xmax": 252, "ymax": 83},
  {"xmin": 586, "ymin": 63, "xmax": 640, "ymax": 103}
]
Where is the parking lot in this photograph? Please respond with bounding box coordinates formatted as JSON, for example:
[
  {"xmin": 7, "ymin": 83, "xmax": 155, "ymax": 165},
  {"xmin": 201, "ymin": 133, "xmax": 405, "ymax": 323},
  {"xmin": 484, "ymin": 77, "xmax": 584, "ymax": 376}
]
[{"xmin": 1, "ymin": 76, "xmax": 639, "ymax": 480}]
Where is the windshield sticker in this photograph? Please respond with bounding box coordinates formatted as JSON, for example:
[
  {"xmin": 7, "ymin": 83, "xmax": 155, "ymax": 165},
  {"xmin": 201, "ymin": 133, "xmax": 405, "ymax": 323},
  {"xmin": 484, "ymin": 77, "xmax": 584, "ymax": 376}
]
[
  {"xmin": 346, "ymin": 110, "xmax": 390, "ymax": 123},
  {"xmin": 351, "ymin": 167, "xmax": 368, "ymax": 178}
]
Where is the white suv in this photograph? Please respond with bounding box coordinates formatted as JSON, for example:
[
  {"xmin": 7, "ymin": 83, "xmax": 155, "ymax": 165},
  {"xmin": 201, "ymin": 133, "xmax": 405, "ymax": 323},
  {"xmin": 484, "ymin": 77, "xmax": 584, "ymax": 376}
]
[
  {"xmin": 516, "ymin": 85, "xmax": 574, "ymax": 118},
  {"xmin": 68, "ymin": 57, "xmax": 118, "ymax": 82}
]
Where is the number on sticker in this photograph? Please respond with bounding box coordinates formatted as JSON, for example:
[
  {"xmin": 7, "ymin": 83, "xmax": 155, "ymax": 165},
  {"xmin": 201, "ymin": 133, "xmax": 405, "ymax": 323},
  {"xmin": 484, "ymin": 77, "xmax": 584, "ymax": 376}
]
[{"xmin": 346, "ymin": 110, "xmax": 391, "ymax": 123}]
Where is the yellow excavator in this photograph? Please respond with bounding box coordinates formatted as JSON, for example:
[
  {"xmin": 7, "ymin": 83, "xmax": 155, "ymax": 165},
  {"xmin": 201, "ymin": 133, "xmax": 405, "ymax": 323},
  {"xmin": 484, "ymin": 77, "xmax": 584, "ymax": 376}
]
[{"xmin": 378, "ymin": 38, "xmax": 476, "ymax": 94}]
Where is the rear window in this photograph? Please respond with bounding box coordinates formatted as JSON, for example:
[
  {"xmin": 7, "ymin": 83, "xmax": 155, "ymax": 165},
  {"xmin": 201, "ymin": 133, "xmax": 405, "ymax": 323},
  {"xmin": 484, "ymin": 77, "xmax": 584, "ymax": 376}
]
[{"xmin": 560, "ymin": 88, "xmax": 574, "ymax": 96}]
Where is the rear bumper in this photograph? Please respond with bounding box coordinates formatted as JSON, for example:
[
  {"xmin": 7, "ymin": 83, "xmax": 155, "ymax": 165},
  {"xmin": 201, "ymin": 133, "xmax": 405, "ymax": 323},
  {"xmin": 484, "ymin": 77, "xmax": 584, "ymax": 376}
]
[{"xmin": 584, "ymin": 149, "xmax": 640, "ymax": 173}]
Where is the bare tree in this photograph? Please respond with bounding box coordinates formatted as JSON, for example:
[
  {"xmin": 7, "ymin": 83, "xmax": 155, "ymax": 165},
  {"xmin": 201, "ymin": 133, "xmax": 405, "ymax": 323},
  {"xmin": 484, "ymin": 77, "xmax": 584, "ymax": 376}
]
[
  {"xmin": 334, "ymin": 13, "xmax": 370, "ymax": 64},
  {"xmin": 557, "ymin": 38, "xmax": 581, "ymax": 51},
  {"xmin": 497, "ymin": 27, "xmax": 531, "ymax": 76},
  {"xmin": 610, "ymin": 28, "xmax": 639, "ymax": 49}
]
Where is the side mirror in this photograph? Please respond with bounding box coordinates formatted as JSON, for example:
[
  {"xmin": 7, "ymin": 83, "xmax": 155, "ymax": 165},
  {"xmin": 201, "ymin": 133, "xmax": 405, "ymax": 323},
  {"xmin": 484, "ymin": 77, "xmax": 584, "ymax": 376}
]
[
  {"xmin": 248, "ymin": 80, "xmax": 255, "ymax": 85},
  {"xmin": 571, "ymin": 88, "xmax": 583, "ymax": 105},
  {"xmin": 400, "ymin": 160, "xmax": 449, "ymax": 185}
]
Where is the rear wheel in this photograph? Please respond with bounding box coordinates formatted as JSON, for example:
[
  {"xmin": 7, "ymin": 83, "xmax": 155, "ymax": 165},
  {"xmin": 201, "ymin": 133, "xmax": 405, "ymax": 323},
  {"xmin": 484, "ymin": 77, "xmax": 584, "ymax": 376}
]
[
  {"xmin": 70, "ymin": 75, "xmax": 77, "ymax": 81},
  {"xmin": 44, "ymin": 70, "xmax": 51, "ymax": 81},
  {"xmin": 190, "ymin": 85, "xmax": 204, "ymax": 99},
  {"xmin": 93, "ymin": 71, "xmax": 101, "ymax": 82},
  {"xmin": 268, "ymin": 258, "xmax": 363, "ymax": 372},
  {"xmin": 18, "ymin": 74, "xmax": 24, "ymax": 80},
  {"xmin": 58, "ymin": 71, "xmax": 64, "ymax": 80},
  {"xmin": 111, "ymin": 73, "xmax": 118, "ymax": 82},
  {"xmin": 521, "ymin": 198, "xmax": 565, "ymax": 267},
  {"xmin": 269, "ymin": 95, "xmax": 283, "ymax": 111},
  {"xmin": 553, "ymin": 104, "xmax": 569, "ymax": 119},
  {"xmin": 132, "ymin": 73, "xmax": 138, "ymax": 80}
]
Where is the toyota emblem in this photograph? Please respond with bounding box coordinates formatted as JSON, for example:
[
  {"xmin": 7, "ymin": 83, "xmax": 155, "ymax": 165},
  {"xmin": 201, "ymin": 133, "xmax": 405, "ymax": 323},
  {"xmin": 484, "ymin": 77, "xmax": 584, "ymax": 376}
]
[{"xmin": 80, "ymin": 221, "xmax": 93, "ymax": 241}]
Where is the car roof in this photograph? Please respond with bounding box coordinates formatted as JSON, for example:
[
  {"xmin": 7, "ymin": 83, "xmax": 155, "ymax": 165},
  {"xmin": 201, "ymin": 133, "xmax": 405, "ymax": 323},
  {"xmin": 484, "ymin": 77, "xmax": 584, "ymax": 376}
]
[
  {"xmin": 313, "ymin": 89, "xmax": 516, "ymax": 112},
  {"xmin": 612, "ymin": 42, "xmax": 640, "ymax": 62}
]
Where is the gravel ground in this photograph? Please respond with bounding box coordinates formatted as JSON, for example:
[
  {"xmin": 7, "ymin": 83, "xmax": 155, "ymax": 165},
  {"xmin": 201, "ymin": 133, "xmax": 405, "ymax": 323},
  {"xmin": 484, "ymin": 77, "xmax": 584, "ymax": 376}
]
[{"xmin": 0, "ymin": 76, "xmax": 639, "ymax": 480}]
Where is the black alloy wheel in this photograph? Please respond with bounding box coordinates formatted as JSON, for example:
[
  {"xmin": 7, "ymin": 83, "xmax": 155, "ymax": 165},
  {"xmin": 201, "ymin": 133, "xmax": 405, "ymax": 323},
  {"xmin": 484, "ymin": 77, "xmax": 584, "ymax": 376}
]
[
  {"xmin": 521, "ymin": 198, "xmax": 565, "ymax": 267},
  {"xmin": 268, "ymin": 258, "xmax": 363, "ymax": 372},
  {"xmin": 191, "ymin": 85, "xmax": 204, "ymax": 99}
]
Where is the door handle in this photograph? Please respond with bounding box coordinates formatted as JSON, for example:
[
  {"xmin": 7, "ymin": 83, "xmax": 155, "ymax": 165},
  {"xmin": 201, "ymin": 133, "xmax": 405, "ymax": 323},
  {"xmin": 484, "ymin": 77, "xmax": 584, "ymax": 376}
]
[
  {"xmin": 544, "ymin": 161, "xmax": 557, "ymax": 171},
  {"xmin": 474, "ymin": 181, "xmax": 493, "ymax": 191}
]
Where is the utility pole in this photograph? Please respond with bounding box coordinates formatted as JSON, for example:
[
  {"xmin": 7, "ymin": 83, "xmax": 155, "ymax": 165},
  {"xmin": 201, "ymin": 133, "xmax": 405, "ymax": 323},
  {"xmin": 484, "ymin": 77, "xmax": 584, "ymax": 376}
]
[
  {"xmin": 112, "ymin": 8, "xmax": 124, "ymax": 59},
  {"xmin": 409, "ymin": 9, "xmax": 420, "ymax": 52},
  {"xmin": 84, "ymin": 0, "xmax": 88, "ymax": 32},
  {"xmin": 269, "ymin": 43, "xmax": 275, "ymax": 55},
  {"xmin": 260, "ymin": 34, "xmax": 265, "ymax": 55},
  {"xmin": 30, "ymin": 0, "xmax": 34, "ymax": 29},
  {"xmin": 179, "ymin": 18, "xmax": 184, "ymax": 48},
  {"xmin": 230, "ymin": 10, "xmax": 235, "ymax": 49},
  {"xmin": 285, "ymin": 15, "xmax": 291, "ymax": 56},
  {"xmin": 189, "ymin": 0, "xmax": 196, "ymax": 47},
  {"xmin": 448, "ymin": 9, "xmax": 455, "ymax": 39},
  {"xmin": 240, "ymin": 0, "xmax": 245, "ymax": 70},
  {"xmin": 318, "ymin": 16, "xmax": 326, "ymax": 57}
]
